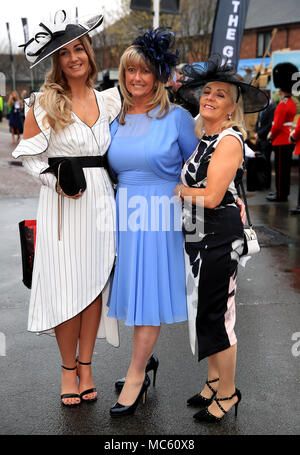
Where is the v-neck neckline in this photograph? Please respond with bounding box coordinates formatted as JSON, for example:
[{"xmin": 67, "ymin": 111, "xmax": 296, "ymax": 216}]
[{"xmin": 72, "ymin": 89, "xmax": 101, "ymax": 129}]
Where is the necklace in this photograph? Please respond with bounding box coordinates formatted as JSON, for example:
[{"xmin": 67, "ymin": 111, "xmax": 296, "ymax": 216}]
[
  {"xmin": 72, "ymin": 90, "xmax": 93, "ymax": 124},
  {"xmin": 203, "ymin": 127, "xmax": 222, "ymax": 138}
]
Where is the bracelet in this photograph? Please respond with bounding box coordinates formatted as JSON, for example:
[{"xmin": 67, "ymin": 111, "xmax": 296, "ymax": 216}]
[{"xmin": 178, "ymin": 184, "xmax": 183, "ymax": 199}]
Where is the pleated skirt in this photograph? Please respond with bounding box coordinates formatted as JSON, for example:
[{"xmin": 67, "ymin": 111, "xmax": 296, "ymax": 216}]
[{"xmin": 108, "ymin": 172, "xmax": 187, "ymax": 326}]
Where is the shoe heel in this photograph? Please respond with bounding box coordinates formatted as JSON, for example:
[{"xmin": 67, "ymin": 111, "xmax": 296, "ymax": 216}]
[
  {"xmin": 146, "ymin": 355, "xmax": 159, "ymax": 387},
  {"xmin": 234, "ymin": 388, "xmax": 242, "ymax": 417},
  {"xmin": 142, "ymin": 389, "xmax": 148, "ymax": 405},
  {"xmin": 234, "ymin": 402, "xmax": 239, "ymax": 417},
  {"xmin": 152, "ymin": 365, "xmax": 158, "ymax": 387}
]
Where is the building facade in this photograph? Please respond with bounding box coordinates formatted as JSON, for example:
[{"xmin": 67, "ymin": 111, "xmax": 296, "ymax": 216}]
[{"xmin": 240, "ymin": 0, "xmax": 300, "ymax": 59}]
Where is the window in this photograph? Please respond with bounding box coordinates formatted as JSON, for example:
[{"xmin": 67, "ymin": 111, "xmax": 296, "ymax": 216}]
[{"xmin": 257, "ymin": 31, "xmax": 272, "ymax": 57}]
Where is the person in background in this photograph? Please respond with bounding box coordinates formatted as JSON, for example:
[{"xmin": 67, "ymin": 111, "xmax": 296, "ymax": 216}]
[
  {"xmin": 167, "ymin": 64, "xmax": 199, "ymax": 117},
  {"xmin": 7, "ymin": 90, "xmax": 24, "ymax": 144},
  {"xmin": 255, "ymin": 90, "xmax": 275, "ymax": 190},
  {"xmin": 289, "ymin": 118, "xmax": 300, "ymax": 214},
  {"xmin": 266, "ymin": 63, "xmax": 297, "ymax": 202},
  {"xmin": 21, "ymin": 89, "xmax": 28, "ymax": 122},
  {"xmin": 0, "ymin": 95, "xmax": 3, "ymax": 122},
  {"xmin": 234, "ymin": 73, "xmax": 258, "ymax": 151}
]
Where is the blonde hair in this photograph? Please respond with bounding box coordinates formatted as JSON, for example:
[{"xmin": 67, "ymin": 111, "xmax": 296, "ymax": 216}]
[
  {"xmin": 195, "ymin": 82, "xmax": 247, "ymax": 140},
  {"xmin": 11, "ymin": 91, "xmax": 21, "ymax": 101},
  {"xmin": 118, "ymin": 45, "xmax": 171, "ymax": 125},
  {"xmin": 39, "ymin": 35, "xmax": 98, "ymax": 132}
]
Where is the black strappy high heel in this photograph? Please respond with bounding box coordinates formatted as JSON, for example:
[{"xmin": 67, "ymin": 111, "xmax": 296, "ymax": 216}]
[
  {"xmin": 193, "ymin": 388, "xmax": 242, "ymax": 422},
  {"xmin": 187, "ymin": 378, "xmax": 219, "ymax": 407},
  {"xmin": 76, "ymin": 359, "xmax": 97, "ymax": 403},
  {"xmin": 110, "ymin": 374, "xmax": 151, "ymax": 417},
  {"xmin": 60, "ymin": 364, "xmax": 81, "ymax": 407},
  {"xmin": 114, "ymin": 354, "xmax": 159, "ymax": 391}
]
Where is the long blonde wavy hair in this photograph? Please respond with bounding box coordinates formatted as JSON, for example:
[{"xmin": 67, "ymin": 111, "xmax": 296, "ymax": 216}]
[
  {"xmin": 118, "ymin": 45, "xmax": 171, "ymax": 125},
  {"xmin": 195, "ymin": 82, "xmax": 247, "ymax": 140},
  {"xmin": 39, "ymin": 35, "xmax": 98, "ymax": 132}
]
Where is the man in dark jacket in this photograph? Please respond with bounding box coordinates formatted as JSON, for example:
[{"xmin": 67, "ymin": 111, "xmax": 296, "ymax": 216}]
[
  {"xmin": 255, "ymin": 92, "xmax": 275, "ymax": 189},
  {"xmin": 167, "ymin": 66, "xmax": 199, "ymax": 117}
]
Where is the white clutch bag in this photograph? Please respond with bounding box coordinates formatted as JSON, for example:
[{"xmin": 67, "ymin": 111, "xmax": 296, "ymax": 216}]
[
  {"xmin": 239, "ymin": 180, "xmax": 261, "ymax": 256},
  {"xmin": 243, "ymin": 227, "xmax": 260, "ymax": 255}
]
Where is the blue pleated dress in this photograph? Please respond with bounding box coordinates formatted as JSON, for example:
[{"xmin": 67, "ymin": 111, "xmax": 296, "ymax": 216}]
[{"xmin": 107, "ymin": 105, "xmax": 199, "ymax": 326}]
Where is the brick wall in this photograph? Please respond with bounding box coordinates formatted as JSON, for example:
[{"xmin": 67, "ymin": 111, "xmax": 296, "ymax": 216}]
[
  {"xmin": 240, "ymin": 23, "xmax": 300, "ymax": 59},
  {"xmin": 240, "ymin": 30, "xmax": 257, "ymax": 59},
  {"xmin": 289, "ymin": 25, "xmax": 300, "ymax": 50}
]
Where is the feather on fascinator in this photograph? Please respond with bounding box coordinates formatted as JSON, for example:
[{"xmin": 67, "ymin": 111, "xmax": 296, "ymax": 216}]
[
  {"xmin": 178, "ymin": 54, "xmax": 269, "ymax": 114},
  {"xmin": 132, "ymin": 28, "xmax": 179, "ymax": 83}
]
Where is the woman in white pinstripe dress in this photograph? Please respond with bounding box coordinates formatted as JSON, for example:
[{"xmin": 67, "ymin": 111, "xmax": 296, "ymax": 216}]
[{"xmin": 12, "ymin": 12, "xmax": 120, "ymax": 407}]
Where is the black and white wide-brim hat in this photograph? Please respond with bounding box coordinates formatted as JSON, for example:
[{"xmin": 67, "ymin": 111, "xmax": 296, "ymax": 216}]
[
  {"xmin": 19, "ymin": 10, "xmax": 103, "ymax": 69},
  {"xmin": 178, "ymin": 54, "xmax": 269, "ymax": 114}
]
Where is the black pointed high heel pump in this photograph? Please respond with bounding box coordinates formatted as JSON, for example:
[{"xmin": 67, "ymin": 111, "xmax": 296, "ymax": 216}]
[
  {"xmin": 110, "ymin": 374, "xmax": 151, "ymax": 417},
  {"xmin": 187, "ymin": 378, "xmax": 219, "ymax": 407},
  {"xmin": 114, "ymin": 354, "xmax": 159, "ymax": 391},
  {"xmin": 193, "ymin": 388, "xmax": 242, "ymax": 423}
]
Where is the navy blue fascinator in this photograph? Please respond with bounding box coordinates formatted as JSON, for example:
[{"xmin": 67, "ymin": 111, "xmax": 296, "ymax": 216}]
[
  {"xmin": 132, "ymin": 28, "xmax": 179, "ymax": 83},
  {"xmin": 178, "ymin": 54, "xmax": 269, "ymax": 114}
]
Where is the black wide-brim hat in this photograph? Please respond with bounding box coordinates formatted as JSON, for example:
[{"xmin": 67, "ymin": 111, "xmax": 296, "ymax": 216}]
[
  {"xmin": 19, "ymin": 10, "xmax": 103, "ymax": 69},
  {"xmin": 273, "ymin": 62, "xmax": 298, "ymax": 93},
  {"xmin": 178, "ymin": 54, "xmax": 269, "ymax": 114}
]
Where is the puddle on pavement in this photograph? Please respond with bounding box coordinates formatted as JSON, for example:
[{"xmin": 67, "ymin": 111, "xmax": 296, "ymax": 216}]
[{"xmin": 266, "ymin": 244, "xmax": 300, "ymax": 293}]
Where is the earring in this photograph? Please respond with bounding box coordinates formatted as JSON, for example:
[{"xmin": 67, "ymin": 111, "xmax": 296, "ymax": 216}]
[
  {"xmin": 154, "ymin": 84, "xmax": 157, "ymax": 91},
  {"xmin": 228, "ymin": 113, "xmax": 232, "ymax": 120}
]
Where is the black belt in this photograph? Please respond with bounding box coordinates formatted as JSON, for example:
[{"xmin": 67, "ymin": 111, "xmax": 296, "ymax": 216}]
[
  {"xmin": 48, "ymin": 155, "xmax": 106, "ymax": 168},
  {"xmin": 44, "ymin": 155, "xmax": 109, "ymax": 242},
  {"xmin": 43, "ymin": 155, "xmax": 117, "ymax": 242}
]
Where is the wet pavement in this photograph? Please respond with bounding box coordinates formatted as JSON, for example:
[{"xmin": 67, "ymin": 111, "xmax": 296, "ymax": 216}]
[{"xmin": 0, "ymin": 121, "xmax": 299, "ymax": 439}]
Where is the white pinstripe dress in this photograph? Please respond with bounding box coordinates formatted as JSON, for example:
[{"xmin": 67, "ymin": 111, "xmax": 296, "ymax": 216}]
[{"xmin": 12, "ymin": 87, "xmax": 121, "ymax": 347}]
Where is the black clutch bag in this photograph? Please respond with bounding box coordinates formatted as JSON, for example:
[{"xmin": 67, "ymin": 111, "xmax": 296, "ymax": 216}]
[
  {"xmin": 19, "ymin": 220, "xmax": 36, "ymax": 289},
  {"xmin": 41, "ymin": 157, "xmax": 87, "ymax": 196}
]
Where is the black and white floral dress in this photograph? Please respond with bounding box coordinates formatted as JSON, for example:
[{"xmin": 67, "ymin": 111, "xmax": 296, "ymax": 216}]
[{"xmin": 181, "ymin": 127, "xmax": 245, "ymax": 360}]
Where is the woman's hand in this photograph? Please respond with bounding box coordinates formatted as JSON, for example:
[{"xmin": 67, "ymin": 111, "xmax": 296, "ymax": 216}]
[
  {"xmin": 236, "ymin": 197, "xmax": 246, "ymax": 225},
  {"xmin": 56, "ymin": 181, "xmax": 83, "ymax": 199}
]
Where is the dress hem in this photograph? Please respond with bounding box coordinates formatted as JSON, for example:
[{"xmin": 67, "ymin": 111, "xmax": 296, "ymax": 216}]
[
  {"xmin": 27, "ymin": 261, "xmax": 118, "ymax": 345},
  {"xmin": 197, "ymin": 341, "xmax": 237, "ymax": 362},
  {"xmin": 107, "ymin": 316, "xmax": 188, "ymax": 327},
  {"xmin": 28, "ymin": 280, "xmax": 111, "ymax": 333}
]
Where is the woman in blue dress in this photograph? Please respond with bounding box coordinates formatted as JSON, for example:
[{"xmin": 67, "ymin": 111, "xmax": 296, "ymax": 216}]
[{"xmin": 107, "ymin": 29, "xmax": 199, "ymax": 416}]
